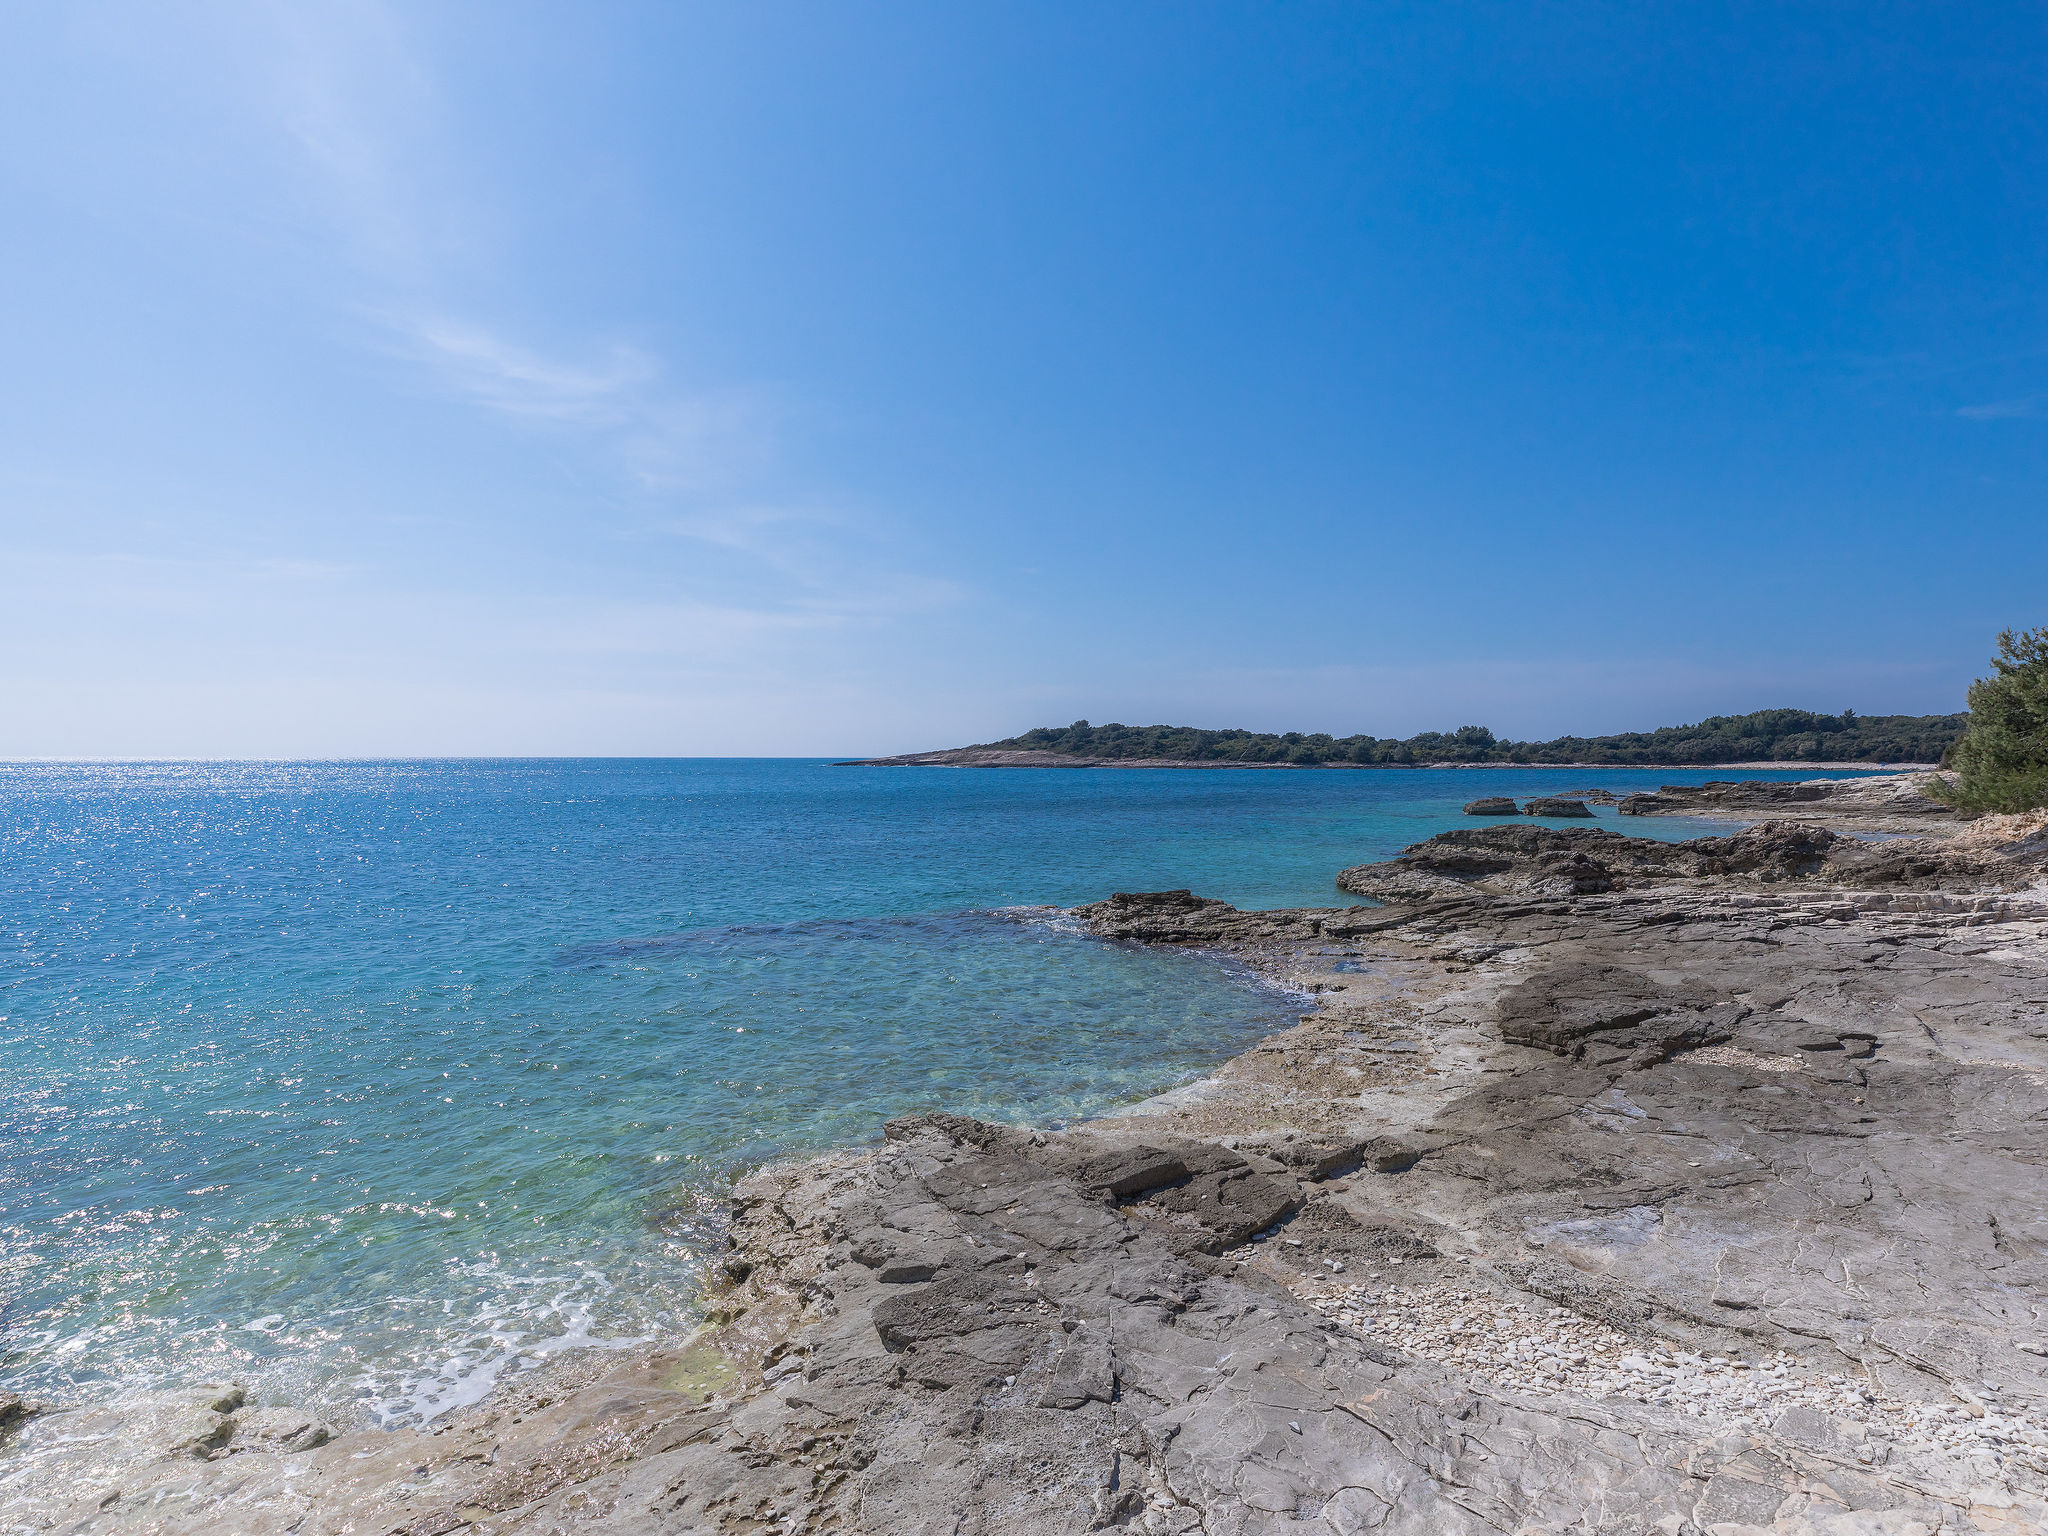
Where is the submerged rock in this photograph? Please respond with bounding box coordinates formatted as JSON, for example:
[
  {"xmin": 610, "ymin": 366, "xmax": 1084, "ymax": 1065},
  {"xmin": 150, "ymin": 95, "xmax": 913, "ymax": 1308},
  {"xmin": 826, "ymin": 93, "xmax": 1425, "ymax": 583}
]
[
  {"xmin": 1069, "ymin": 888, "xmax": 1361, "ymax": 943},
  {"xmin": 230, "ymin": 1406, "xmax": 332, "ymax": 1453}
]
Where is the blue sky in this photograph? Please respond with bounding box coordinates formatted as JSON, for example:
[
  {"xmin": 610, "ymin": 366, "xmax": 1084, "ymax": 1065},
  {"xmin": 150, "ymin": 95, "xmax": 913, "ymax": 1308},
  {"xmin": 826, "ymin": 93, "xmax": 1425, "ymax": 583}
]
[{"xmin": 3, "ymin": 3, "xmax": 2044, "ymax": 756}]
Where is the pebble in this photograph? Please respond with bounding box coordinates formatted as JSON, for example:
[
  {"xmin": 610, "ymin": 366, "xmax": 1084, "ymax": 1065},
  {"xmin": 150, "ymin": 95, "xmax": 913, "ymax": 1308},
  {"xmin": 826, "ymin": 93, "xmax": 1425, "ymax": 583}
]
[{"xmin": 1291, "ymin": 1277, "xmax": 2048, "ymax": 1483}]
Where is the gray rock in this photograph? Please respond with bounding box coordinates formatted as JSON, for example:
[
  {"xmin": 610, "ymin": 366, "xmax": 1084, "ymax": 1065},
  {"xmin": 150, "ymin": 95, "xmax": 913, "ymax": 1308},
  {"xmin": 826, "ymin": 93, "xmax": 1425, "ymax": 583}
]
[
  {"xmin": 850, "ymin": 1230, "xmax": 949, "ymax": 1282},
  {"xmin": 1524, "ymin": 795, "xmax": 1596, "ymax": 817},
  {"xmin": 0, "ymin": 1391, "xmax": 38, "ymax": 1432},
  {"xmin": 1068, "ymin": 1143, "xmax": 1189, "ymax": 1196},
  {"xmin": 230, "ymin": 1405, "xmax": 332, "ymax": 1453},
  {"xmin": 1464, "ymin": 796, "xmax": 1519, "ymax": 815},
  {"xmin": 1358, "ymin": 1134, "xmax": 1433, "ymax": 1173},
  {"xmin": 1333, "ymin": 819, "xmax": 2045, "ymax": 900},
  {"xmin": 1618, "ymin": 773, "xmax": 1953, "ymax": 825},
  {"xmin": 1222, "ymin": 1131, "xmax": 1373, "ymax": 1181}
]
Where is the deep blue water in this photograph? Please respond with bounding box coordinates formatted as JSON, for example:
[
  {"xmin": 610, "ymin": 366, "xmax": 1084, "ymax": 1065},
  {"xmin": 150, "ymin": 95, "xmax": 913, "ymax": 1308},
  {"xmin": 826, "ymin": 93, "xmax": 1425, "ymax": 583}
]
[{"xmin": 0, "ymin": 758, "xmax": 1874, "ymax": 1423}]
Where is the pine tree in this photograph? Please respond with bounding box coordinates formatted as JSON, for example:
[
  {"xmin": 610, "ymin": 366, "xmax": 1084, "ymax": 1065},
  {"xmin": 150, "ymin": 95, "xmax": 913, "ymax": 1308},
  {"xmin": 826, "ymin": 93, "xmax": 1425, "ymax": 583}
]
[{"xmin": 1930, "ymin": 626, "xmax": 2048, "ymax": 814}]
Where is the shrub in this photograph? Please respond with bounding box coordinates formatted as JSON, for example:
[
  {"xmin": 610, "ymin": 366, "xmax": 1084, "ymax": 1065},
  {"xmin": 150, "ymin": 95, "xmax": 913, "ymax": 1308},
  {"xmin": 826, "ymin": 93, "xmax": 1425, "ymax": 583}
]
[{"xmin": 1929, "ymin": 626, "xmax": 2048, "ymax": 814}]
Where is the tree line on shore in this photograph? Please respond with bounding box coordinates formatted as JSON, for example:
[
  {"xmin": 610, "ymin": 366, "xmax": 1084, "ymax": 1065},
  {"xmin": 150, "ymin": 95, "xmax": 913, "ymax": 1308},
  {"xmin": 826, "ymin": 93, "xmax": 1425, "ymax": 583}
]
[
  {"xmin": 983, "ymin": 709, "xmax": 1967, "ymax": 767},
  {"xmin": 979, "ymin": 625, "xmax": 2048, "ymax": 812}
]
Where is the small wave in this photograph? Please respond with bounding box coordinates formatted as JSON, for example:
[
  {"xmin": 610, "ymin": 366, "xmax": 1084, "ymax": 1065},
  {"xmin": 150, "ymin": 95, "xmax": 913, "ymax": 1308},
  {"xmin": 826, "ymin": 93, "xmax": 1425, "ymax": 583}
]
[
  {"xmin": 990, "ymin": 903, "xmax": 1083, "ymax": 935},
  {"xmin": 353, "ymin": 1264, "xmax": 647, "ymax": 1428}
]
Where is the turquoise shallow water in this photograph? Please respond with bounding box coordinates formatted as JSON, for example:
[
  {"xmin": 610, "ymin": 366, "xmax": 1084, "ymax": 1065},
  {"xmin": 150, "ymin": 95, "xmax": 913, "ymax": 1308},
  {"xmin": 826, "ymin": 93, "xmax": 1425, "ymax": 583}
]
[{"xmin": 0, "ymin": 758, "xmax": 1876, "ymax": 1423}]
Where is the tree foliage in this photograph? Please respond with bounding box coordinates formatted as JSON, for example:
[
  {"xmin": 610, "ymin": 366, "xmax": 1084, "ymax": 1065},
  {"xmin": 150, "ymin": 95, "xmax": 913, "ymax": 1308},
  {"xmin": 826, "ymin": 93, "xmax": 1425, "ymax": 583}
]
[
  {"xmin": 1929, "ymin": 627, "xmax": 2048, "ymax": 814},
  {"xmin": 983, "ymin": 709, "xmax": 1966, "ymax": 767}
]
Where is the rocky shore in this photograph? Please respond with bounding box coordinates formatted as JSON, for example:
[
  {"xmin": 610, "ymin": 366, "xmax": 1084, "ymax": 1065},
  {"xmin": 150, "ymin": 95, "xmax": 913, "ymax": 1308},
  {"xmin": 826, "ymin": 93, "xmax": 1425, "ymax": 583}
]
[
  {"xmin": 10, "ymin": 780, "xmax": 2048, "ymax": 1534},
  {"xmin": 1613, "ymin": 775, "xmax": 1972, "ymax": 832}
]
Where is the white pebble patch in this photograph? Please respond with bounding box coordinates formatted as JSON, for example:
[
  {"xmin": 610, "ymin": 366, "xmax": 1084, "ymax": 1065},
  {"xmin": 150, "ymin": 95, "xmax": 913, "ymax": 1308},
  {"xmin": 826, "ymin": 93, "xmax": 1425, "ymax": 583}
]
[{"xmin": 1291, "ymin": 1278, "xmax": 2048, "ymax": 1482}]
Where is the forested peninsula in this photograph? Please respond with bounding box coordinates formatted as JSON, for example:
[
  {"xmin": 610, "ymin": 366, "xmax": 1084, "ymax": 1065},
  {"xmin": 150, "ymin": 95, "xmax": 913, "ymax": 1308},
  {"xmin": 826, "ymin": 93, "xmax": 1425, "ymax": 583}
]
[{"xmin": 851, "ymin": 708, "xmax": 1963, "ymax": 768}]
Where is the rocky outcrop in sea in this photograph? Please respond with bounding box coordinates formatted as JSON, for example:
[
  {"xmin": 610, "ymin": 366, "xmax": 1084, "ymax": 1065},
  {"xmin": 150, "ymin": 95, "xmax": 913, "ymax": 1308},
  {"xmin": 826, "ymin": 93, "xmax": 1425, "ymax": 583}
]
[
  {"xmin": 1462, "ymin": 796, "xmax": 1518, "ymax": 815},
  {"xmin": 1521, "ymin": 795, "xmax": 1594, "ymax": 817},
  {"xmin": 1618, "ymin": 774, "xmax": 1958, "ymax": 826}
]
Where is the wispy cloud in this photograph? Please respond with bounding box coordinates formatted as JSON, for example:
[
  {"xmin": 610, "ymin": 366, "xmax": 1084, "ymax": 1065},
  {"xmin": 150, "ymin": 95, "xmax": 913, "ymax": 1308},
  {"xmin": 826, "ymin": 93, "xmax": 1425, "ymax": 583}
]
[
  {"xmin": 213, "ymin": 0, "xmax": 957, "ymax": 628},
  {"xmin": 1957, "ymin": 395, "xmax": 2047, "ymax": 420},
  {"xmin": 231, "ymin": 4, "xmax": 767, "ymax": 488},
  {"xmin": 388, "ymin": 316, "xmax": 770, "ymax": 492},
  {"xmin": 654, "ymin": 504, "xmax": 964, "ymax": 606},
  {"xmin": 237, "ymin": 0, "xmax": 447, "ymax": 287},
  {"xmin": 404, "ymin": 321, "xmax": 658, "ymax": 424}
]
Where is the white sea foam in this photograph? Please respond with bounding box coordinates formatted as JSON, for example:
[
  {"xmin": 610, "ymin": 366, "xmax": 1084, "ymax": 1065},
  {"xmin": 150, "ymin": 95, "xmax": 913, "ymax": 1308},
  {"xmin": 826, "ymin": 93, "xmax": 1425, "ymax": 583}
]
[
  {"xmin": 990, "ymin": 903, "xmax": 1080, "ymax": 934},
  {"xmin": 354, "ymin": 1263, "xmax": 647, "ymax": 1427}
]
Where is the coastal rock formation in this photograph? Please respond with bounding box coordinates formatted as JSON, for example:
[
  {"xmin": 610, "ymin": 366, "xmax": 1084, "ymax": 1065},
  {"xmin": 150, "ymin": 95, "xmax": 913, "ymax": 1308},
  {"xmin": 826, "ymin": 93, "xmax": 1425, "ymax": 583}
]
[
  {"xmin": 1462, "ymin": 797, "xmax": 1518, "ymax": 815},
  {"xmin": 16, "ymin": 815, "xmax": 2048, "ymax": 1534},
  {"xmin": 1522, "ymin": 796, "xmax": 1594, "ymax": 817},
  {"xmin": 1618, "ymin": 774, "xmax": 1953, "ymax": 826},
  {"xmin": 1619, "ymin": 779, "xmax": 1832, "ymax": 814},
  {"xmin": 1333, "ymin": 820, "xmax": 2048, "ymax": 902},
  {"xmin": 1069, "ymin": 889, "xmax": 1370, "ymax": 944}
]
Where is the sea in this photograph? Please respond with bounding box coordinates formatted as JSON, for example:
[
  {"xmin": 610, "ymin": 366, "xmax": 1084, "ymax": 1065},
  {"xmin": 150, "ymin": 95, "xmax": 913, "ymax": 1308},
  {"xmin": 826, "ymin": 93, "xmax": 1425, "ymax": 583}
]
[{"xmin": 0, "ymin": 758, "xmax": 1882, "ymax": 1431}]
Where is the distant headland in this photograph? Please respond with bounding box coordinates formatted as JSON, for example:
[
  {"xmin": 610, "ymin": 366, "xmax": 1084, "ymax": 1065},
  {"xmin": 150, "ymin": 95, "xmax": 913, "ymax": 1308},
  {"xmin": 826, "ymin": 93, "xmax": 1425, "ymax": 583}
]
[{"xmin": 841, "ymin": 708, "xmax": 1961, "ymax": 769}]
